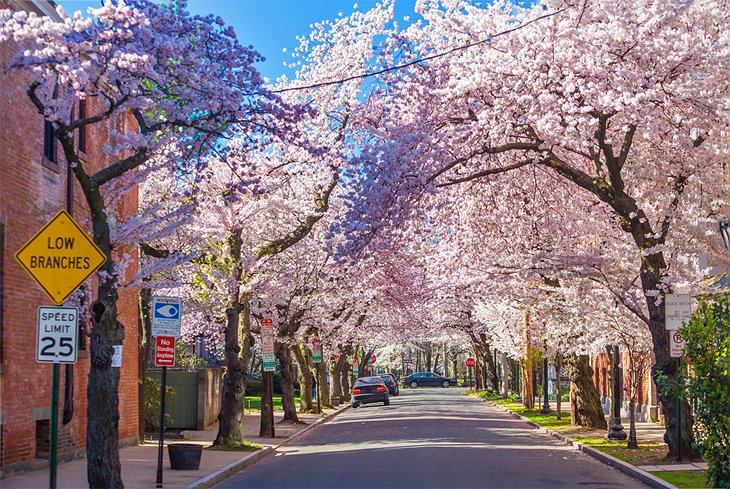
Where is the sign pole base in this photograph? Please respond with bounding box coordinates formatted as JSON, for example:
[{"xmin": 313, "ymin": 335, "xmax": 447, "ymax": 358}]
[
  {"xmin": 50, "ymin": 363, "xmax": 59, "ymax": 489},
  {"xmin": 156, "ymin": 366, "xmax": 167, "ymax": 487}
]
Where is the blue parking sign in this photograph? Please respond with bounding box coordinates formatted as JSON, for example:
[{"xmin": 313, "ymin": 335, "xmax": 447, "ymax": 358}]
[{"xmin": 151, "ymin": 296, "xmax": 182, "ymax": 337}]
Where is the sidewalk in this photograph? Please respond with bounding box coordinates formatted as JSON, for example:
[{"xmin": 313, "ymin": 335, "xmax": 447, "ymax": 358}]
[{"xmin": 0, "ymin": 406, "xmax": 346, "ymax": 489}]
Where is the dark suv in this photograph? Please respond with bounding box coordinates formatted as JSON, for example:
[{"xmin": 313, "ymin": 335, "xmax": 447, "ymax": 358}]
[{"xmin": 378, "ymin": 373, "xmax": 400, "ymax": 396}]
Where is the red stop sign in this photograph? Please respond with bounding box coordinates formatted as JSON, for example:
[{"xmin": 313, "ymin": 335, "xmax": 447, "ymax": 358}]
[
  {"xmin": 370, "ymin": 355, "xmax": 376, "ymax": 364},
  {"xmin": 466, "ymin": 357, "xmax": 475, "ymax": 368}
]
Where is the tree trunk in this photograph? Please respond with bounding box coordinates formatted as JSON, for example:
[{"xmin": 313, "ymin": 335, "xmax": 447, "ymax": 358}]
[
  {"xmin": 489, "ymin": 349, "xmax": 499, "ymax": 391},
  {"xmin": 214, "ymin": 295, "xmax": 251, "ymax": 445},
  {"xmin": 555, "ymin": 354, "xmax": 562, "ymax": 420},
  {"xmin": 341, "ymin": 364, "xmax": 351, "ymax": 402},
  {"xmin": 500, "ymin": 353, "xmax": 510, "ymax": 397},
  {"xmin": 276, "ymin": 343, "xmax": 301, "ymax": 423},
  {"xmin": 318, "ymin": 359, "xmax": 331, "ymax": 408},
  {"xmin": 87, "ymin": 292, "xmax": 123, "ymax": 489},
  {"xmin": 259, "ymin": 371, "xmax": 274, "ymax": 437},
  {"xmin": 522, "ymin": 317, "xmax": 534, "ymax": 410},
  {"xmin": 330, "ymin": 354, "xmax": 348, "ymax": 405},
  {"xmin": 521, "ymin": 360, "xmax": 534, "ymax": 410},
  {"xmin": 628, "ymin": 401, "xmax": 638, "ymax": 449},
  {"xmin": 473, "ymin": 351, "xmax": 482, "ymax": 390},
  {"xmin": 565, "ymin": 355, "xmax": 607, "ymax": 429},
  {"xmin": 137, "ymin": 288, "xmax": 152, "ymax": 443},
  {"xmin": 570, "ymin": 382, "xmax": 579, "ymax": 425},
  {"xmin": 641, "ymin": 270, "xmax": 696, "ymax": 458},
  {"xmin": 293, "ymin": 344, "xmax": 314, "ymax": 412}
]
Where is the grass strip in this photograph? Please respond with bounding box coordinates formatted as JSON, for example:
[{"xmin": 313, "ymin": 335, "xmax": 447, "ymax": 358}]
[{"xmin": 651, "ymin": 470, "xmax": 715, "ymax": 489}]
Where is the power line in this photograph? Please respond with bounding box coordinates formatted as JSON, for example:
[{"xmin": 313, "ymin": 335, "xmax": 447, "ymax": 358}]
[{"xmin": 272, "ymin": 7, "xmax": 569, "ymax": 94}]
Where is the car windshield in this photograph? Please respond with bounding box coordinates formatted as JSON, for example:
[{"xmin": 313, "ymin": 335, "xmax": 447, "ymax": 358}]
[
  {"xmin": 379, "ymin": 375, "xmax": 394, "ymax": 383},
  {"xmin": 354, "ymin": 376, "xmax": 384, "ymax": 386}
]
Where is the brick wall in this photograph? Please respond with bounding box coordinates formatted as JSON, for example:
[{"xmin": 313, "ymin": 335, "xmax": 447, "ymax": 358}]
[
  {"xmin": 0, "ymin": 0, "xmax": 139, "ymax": 473},
  {"xmin": 592, "ymin": 351, "xmax": 652, "ymax": 421}
]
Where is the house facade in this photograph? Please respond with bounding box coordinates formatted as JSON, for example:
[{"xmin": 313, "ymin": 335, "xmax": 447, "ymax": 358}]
[{"xmin": 0, "ymin": 0, "xmax": 139, "ymax": 476}]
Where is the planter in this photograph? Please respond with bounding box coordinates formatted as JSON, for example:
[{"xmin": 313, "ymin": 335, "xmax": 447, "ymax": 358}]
[{"xmin": 167, "ymin": 443, "xmax": 203, "ymax": 470}]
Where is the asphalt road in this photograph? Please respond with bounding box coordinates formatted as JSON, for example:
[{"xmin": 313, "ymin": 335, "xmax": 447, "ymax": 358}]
[{"xmin": 216, "ymin": 388, "xmax": 647, "ymax": 489}]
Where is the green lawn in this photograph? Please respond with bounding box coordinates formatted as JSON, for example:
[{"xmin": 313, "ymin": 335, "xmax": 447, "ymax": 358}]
[
  {"xmin": 651, "ymin": 470, "xmax": 716, "ymax": 489},
  {"xmin": 244, "ymin": 395, "xmax": 300, "ymax": 412},
  {"xmin": 491, "ymin": 398, "xmax": 573, "ymax": 430},
  {"xmin": 571, "ymin": 436, "xmax": 667, "ymax": 465}
]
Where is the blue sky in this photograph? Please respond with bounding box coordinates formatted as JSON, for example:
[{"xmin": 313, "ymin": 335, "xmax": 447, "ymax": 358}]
[{"xmin": 59, "ymin": 0, "xmax": 417, "ymax": 81}]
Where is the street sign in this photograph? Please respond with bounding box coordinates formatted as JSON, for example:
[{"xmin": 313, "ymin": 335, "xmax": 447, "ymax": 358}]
[
  {"xmin": 261, "ymin": 318, "xmax": 275, "ymax": 372},
  {"xmin": 154, "ymin": 336, "xmax": 176, "ymax": 367},
  {"xmin": 352, "ymin": 358, "xmax": 359, "ymax": 376},
  {"xmin": 665, "ymin": 293, "xmax": 691, "ymax": 330},
  {"xmin": 151, "ymin": 296, "xmax": 182, "ymax": 337},
  {"xmin": 15, "ymin": 210, "xmax": 106, "ymax": 305},
  {"xmin": 312, "ymin": 337, "xmax": 322, "ymax": 363},
  {"xmin": 37, "ymin": 306, "xmax": 78, "ymax": 364},
  {"xmin": 670, "ymin": 331, "xmax": 684, "ymax": 358},
  {"xmin": 466, "ymin": 357, "xmax": 475, "ymax": 368},
  {"xmin": 369, "ymin": 355, "xmax": 376, "ymax": 365},
  {"xmin": 403, "ymin": 358, "xmax": 412, "ymax": 364}
]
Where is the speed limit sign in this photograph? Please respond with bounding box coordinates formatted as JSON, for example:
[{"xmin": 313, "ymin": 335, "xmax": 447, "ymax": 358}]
[{"xmin": 37, "ymin": 306, "xmax": 78, "ymax": 364}]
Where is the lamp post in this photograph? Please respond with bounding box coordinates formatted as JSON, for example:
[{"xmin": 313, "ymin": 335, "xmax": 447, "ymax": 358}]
[
  {"xmin": 720, "ymin": 219, "xmax": 730, "ymax": 249},
  {"xmin": 608, "ymin": 344, "xmax": 627, "ymax": 440}
]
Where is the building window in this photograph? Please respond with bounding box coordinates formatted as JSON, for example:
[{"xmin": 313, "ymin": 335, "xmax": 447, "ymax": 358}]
[
  {"xmin": 43, "ymin": 119, "xmax": 56, "ymax": 162},
  {"xmin": 78, "ymin": 99, "xmax": 87, "ymax": 154},
  {"xmin": 602, "ymin": 367, "xmax": 607, "ymax": 398}
]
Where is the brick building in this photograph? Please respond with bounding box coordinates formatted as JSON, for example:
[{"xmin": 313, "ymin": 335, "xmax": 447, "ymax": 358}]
[
  {"xmin": 0, "ymin": 0, "xmax": 139, "ymax": 476},
  {"xmin": 591, "ymin": 350, "xmax": 659, "ymax": 423}
]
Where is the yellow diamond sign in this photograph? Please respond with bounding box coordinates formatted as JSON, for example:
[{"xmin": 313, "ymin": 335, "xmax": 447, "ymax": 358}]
[{"xmin": 15, "ymin": 210, "xmax": 107, "ymax": 305}]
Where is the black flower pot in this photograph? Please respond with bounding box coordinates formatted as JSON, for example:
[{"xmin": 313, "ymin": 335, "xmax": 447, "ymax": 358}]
[{"xmin": 167, "ymin": 443, "xmax": 203, "ymax": 470}]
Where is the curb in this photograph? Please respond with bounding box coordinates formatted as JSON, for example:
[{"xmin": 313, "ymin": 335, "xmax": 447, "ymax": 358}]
[
  {"xmin": 484, "ymin": 400, "xmax": 676, "ymax": 489},
  {"xmin": 188, "ymin": 405, "xmax": 350, "ymax": 489}
]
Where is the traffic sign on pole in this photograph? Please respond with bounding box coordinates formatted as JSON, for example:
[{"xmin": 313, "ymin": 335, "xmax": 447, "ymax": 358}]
[
  {"xmin": 466, "ymin": 357, "xmax": 475, "ymax": 368},
  {"xmin": 154, "ymin": 336, "xmax": 176, "ymax": 367},
  {"xmin": 665, "ymin": 293, "xmax": 691, "ymax": 330},
  {"xmin": 311, "ymin": 337, "xmax": 322, "ymax": 363},
  {"xmin": 261, "ymin": 318, "xmax": 275, "ymax": 372},
  {"xmin": 151, "ymin": 296, "xmax": 182, "ymax": 337},
  {"xmin": 37, "ymin": 306, "xmax": 78, "ymax": 364},
  {"xmin": 352, "ymin": 358, "xmax": 359, "ymax": 376},
  {"xmin": 15, "ymin": 210, "xmax": 106, "ymax": 305},
  {"xmin": 670, "ymin": 331, "xmax": 684, "ymax": 358}
]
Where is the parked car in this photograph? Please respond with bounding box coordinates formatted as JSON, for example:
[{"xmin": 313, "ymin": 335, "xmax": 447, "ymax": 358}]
[
  {"xmin": 352, "ymin": 376, "xmax": 390, "ymax": 407},
  {"xmin": 402, "ymin": 372, "xmax": 456, "ymax": 388},
  {"xmin": 378, "ymin": 373, "xmax": 400, "ymax": 396}
]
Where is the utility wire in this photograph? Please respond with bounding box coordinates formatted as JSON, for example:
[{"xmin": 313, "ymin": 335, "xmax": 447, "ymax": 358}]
[{"xmin": 272, "ymin": 7, "xmax": 569, "ymax": 94}]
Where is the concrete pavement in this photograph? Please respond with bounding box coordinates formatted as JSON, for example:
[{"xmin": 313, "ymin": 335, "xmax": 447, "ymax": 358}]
[{"xmin": 0, "ymin": 407, "xmax": 345, "ymax": 489}]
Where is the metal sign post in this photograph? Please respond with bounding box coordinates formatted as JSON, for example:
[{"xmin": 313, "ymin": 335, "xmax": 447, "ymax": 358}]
[
  {"xmin": 260, "ymin": 319, "xmax": 275, "ymax": 438},
  {"xmin": 35, "ymin": 306, "xmax": 79, "ymax": 489},
  {"xmin": 312, "ymin": 338, "xmax": 322, "ymax": 414},
  {"xmin": 151, "ymin": 297, "xmax": 181, "ymax": 487},
  {"xmin": 156, "ymin": 365, "xmax": 168, "ymax": 488}
]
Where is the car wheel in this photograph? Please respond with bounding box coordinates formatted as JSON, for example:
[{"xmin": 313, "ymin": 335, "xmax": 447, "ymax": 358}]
[
  {"xmin": 410, "ymin": 381, "xmax": 418, "ymax": 388},
  {"xmin": 352, "ymin": 402, "xmax": 360, "ymax": 408},
  {"xmin": 384, "ymin": 398, "xmax": 390, "ymax": 406},
  {"xmin": 442, "ymin": 380, "xmax": 450, "ymax": 388}
]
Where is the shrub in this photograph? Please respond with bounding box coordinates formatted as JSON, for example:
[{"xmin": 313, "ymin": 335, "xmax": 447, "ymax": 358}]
[
  {"xmin": 681, "ymin": 295, "xmax": 730, "ymax": 488},
  {"xmin": 144, "ymin": 375, "xmax": 175, "ymax": 432}
]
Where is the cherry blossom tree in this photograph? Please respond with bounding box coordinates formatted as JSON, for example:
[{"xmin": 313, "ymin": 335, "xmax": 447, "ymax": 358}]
[
  {"xmin": 1, "ymin": 0, "xmax": 292, "ymax": 484},
  {"xmin": 332, "ymin": 0, "xmax": 729, "ymax": 457}
]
